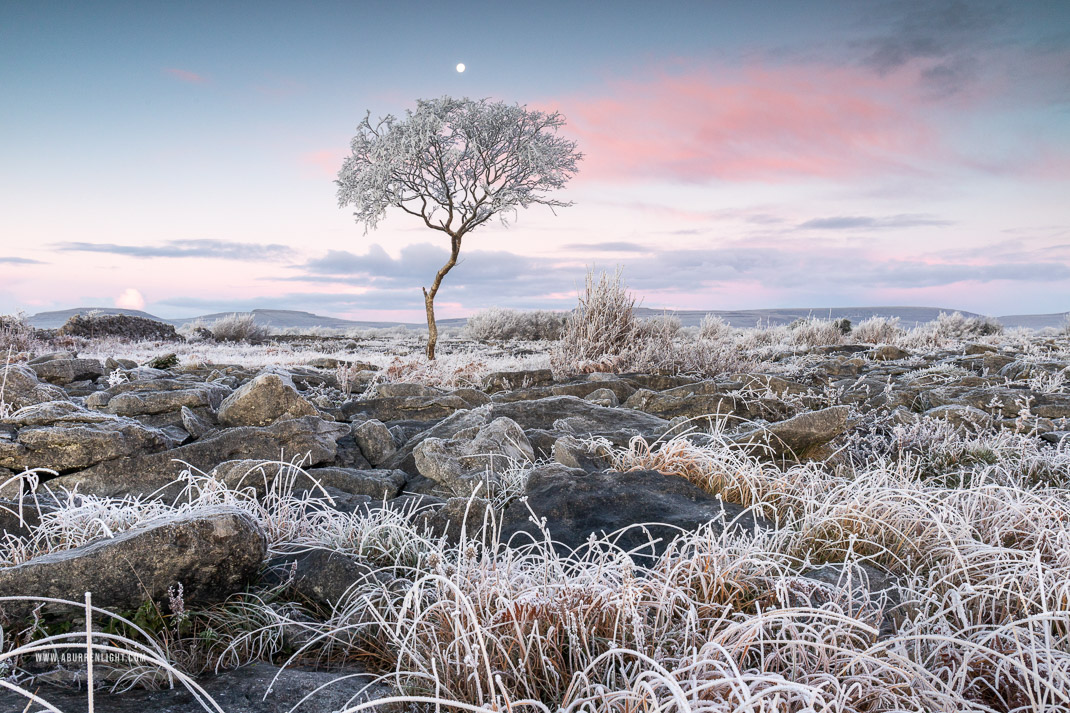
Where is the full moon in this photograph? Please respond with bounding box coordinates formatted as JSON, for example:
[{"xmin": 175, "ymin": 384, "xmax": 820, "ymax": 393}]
[{"xmin": 456, "ymin": 63, "xmax": 465, "ymax": 73}]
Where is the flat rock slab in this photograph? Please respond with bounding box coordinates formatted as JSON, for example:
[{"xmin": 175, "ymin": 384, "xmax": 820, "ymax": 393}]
[
  {"xmin": 499, "ymin": 466, "xmax": 767, "ymax": 558},
  {"xmin": 48, "ymin": 416, "xmax": 349, "ymax": 500},
  {"xmin": 0, "ymin": 662, "xmax": 396, "ymax": 713},
  {"xmin": 0, "ymin": 506, "xmax": 265, "ymax": 618},
  {"xmin": 0, "ymin": 401, "xmax": 173, "ymax": 472}
]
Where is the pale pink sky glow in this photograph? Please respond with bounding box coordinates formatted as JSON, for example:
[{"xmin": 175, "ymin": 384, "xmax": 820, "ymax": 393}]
[
  {"xmin": 2, "ymin": 1, "xmax": 1068, "ymax": 322},
  {"xmin": 163, "ymin": 67, "xmax": 208, "ymax": 84}
]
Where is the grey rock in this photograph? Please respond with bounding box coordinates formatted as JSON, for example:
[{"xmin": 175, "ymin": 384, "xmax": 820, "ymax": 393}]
[
  {"xmin": 923, "ymin": 404, "xmax": 994, "ymax": 431},
  {"xmin": 264, "ymin": 549, "xmax": 378, "ymax": 609},
  {"xmin": 491, "ymin": 395, "xmax": 669, "ymax": 435},
  {"xmin": 368, "ymin": 382, "xmax": 445, "ymax": 398},
  {"xmin": 0, "ymin": 506, "xmax": 265, "ymax": 618},
  {"xmin": 341, "ymin": 393, "xmax": 477, "ymax": 423},
  {"xmin": 414, "ymin": 496, "xmax": 492, "ymax": 544},
  {"xmin": 414, "ymin": 417, "xmax": 534, "ymax": 496},
  {"xmin": 584, "ymin": 387, "xmax": 619, "ymax": 407},
  {"xmin": 352, "ymin": 418, "xmax": 396, "ymax": 465},
  {"xmin": 0, "ymin": 662, "xmax": 396, "ymax": 713},
  {"xmin": 0, "ymin": 364, "xmax": 69, "ymax": 411},
  {"xmin": 0, "ymin": 402, "xmax": 173, "ymax": 472},
  {"xmin": 482, "ymin": 368, "xmax": 555, "ymax": 393},
  {"xmin": 180, "ymin": 404, "xmax": 214, "ymax": 439},
  {"xmin": 552, "ymin": 435, "xmax": 613, "ymax": 471},
  {"xmin": 381, "ymin": 407, "xmax": 493, "ymax": 474},
  {"xmin": 49, "ymin": 416, "xmax": 349, "ymax": 499},
  {"xmin": 29, "ymin": 358, "xmax": 103, "ymax": 386},
  {"xmin": 731, "ymin": 405, "xmax": 850, "ymax": 460},
  {"xmin": 217, "ymin": 373, "xmax": 318, "ymax": 427},
  {"xmin": 870, "ymin": 345, "xmax": 911, "ymax": 361},
  {"xmin": 499, "ymin": 466, "xmax": 767, "ymax": 558}
]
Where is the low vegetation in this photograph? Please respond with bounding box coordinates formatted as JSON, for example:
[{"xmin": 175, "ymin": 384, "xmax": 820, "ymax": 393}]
[{"xmin": 1, "ymin": 274, "xmax": 1067, "ymax": 713}]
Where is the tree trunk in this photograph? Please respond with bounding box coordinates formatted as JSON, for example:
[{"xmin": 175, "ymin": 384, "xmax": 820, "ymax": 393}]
[{"xmin": 423, "ymin": 235, "xmax": 462, "ymax": 360}]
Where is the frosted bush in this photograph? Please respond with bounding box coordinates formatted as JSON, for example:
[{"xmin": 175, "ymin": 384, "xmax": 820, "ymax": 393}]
[
  {"xmin": 787, "ymin": 317, "xmax": 845, "ymax": 347},
  {"xmin": 464, "ymin": 307, "xmax": 567, "ymax": 341},
  {"xmin": 852, "ymin": 315, "xmax": 904, "ymax": 344},
  {"xmin": 698, "ymin": 314, "xmax": 733, "ymax": 342},
  {"xmin": 208, "ymin": 313, "xmax": 271, "ymax": 343}
]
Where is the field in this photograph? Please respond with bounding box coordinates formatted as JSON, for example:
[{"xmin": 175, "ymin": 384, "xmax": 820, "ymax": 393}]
[{"xmin": 1, "ymin": 301, "xmax": 1069, "ymax": 713}]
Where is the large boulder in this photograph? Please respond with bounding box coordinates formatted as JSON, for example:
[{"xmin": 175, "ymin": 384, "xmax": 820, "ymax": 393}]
[
  {"xmin": 499, "ymin": 466, "xmax": 767, "ymax": 558},
  {"xmin": 0, "ymin": 401, "xmax": 173, "ymax": 472},
  {"xmin": 217, "ymin": 373, "xmax": 318, "ymax": 427},
  {"xmin": 413, "ymin": 417, "xmax": 534, "ymax": 496},
  {"xmin": 48, "ymin": 416, "xmax": 349, "ymax": 499},
  {"xmin": 0, "ymin": 506, "xmax": 265, "ymax": 618}
]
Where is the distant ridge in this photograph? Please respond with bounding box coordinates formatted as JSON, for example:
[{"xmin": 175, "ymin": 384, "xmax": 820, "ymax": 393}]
[{"xmin": 23, "ymin": 306, "xmax": 1070, "ymax": 331}]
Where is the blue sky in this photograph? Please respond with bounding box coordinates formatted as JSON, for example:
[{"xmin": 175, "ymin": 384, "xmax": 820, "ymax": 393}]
[{"xmin": 2, "ymin": 0, "xmax": 1068, "ymax": 320}]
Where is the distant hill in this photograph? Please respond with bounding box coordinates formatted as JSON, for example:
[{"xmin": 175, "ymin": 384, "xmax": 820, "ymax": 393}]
[
  {"xmin": 996, "ymin": 312, "xmax": 1069, "ymax": 330},
  {"xmin": 26, "ymin": 307, "xmax": 176, "ymax": 329},
  {"xmin": 24, "ymin": 305, "xmax": 1070, "ymax": 331},
  {"xmin": 633, "ymin": 306, "xmax": 991, "ymax": 328}
]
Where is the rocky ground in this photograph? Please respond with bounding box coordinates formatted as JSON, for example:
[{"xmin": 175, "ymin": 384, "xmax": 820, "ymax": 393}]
[{"xmin": 1, "ymin": 325, "xmax": 1068, "ymax": 712}]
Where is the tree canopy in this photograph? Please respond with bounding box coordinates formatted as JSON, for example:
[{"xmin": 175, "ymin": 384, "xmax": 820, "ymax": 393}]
[{"xmin": 336, "ymin": 97, "xmax": 582, "ymax": 358}]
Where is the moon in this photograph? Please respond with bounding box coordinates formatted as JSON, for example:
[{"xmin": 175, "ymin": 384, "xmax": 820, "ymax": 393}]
[{"xmin": 456, "ymin": 63, "xmax": 465, "ymax": 73}]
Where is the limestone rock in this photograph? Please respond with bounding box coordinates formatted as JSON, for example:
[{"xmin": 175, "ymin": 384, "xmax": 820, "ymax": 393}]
[
  {"xmin": 0, "ymin": 506, "xmax": 265, "ymax": 618},
  {"xmin": 217, "ymin": 373, "xmax": 318, "ymax": 427}
]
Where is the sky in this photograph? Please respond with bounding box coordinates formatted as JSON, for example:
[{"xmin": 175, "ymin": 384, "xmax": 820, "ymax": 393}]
[{"xmin": 2, "ymin": 0, "xmax": 1069, "ymax": 321}]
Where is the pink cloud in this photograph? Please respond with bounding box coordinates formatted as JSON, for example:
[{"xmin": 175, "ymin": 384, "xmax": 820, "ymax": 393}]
[
  {"xmin": 553, "ymin": 62, "xmax": 936, "ymax": 183},
  {"xmin": 164, "ymin": 68, "xmax": 207, "ymax": 84}
]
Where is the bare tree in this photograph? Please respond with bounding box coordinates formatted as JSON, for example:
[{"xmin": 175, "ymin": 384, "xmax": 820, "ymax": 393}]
[{"xmin": 336, "ymin": 96, "xmax": 582, "ymax": 359}]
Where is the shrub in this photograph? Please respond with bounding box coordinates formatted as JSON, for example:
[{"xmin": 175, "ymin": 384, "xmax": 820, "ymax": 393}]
[
  {"xmin": 208, "ymin": 313, "xmax": 271, "ymax": 343},
  {"xmin": 635, "ymin": 313, "xmax": 682, "ymax": 339},
  {"xmin": 464, "ymin": 307, "xmax": 567, "ymax": 341},
  {"xmin": 852, "ymin": 316, "xmax": 904, "ymax": 344},
  {"xmin": 0, "ymin": 312, "xmax": 41, "ymax": 354},
  {"xmin": 552, "ymin": 268, "xmax": 747, "ymax": 377},
  {"xmin": 551, "ymin": 267, "xmax": 638, "ymax": 374},
  {"xmin": 930, "ymin": 311, "xmax": 1004, "ymax": 339},
  {"xmin": 787, "ymin": 317, "xmax": 845, "ymax": 347},
  {"xmin": 698, "ymin": 314, "xmax": 733, "ymax": 342}
]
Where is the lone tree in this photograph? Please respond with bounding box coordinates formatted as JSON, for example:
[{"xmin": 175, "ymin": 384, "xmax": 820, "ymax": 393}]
[{"xmin": 336, "ymin": 96, "xmax": 582, "ymax": 359}]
